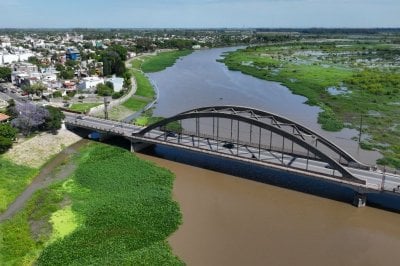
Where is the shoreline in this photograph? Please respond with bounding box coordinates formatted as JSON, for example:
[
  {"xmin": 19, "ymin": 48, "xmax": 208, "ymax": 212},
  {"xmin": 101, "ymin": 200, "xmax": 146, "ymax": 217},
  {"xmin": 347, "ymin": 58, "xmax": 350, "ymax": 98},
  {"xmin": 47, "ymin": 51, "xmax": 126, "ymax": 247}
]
[{"xmin": 221, "ymin": 44, "xmax": 400, "ymax": 168}]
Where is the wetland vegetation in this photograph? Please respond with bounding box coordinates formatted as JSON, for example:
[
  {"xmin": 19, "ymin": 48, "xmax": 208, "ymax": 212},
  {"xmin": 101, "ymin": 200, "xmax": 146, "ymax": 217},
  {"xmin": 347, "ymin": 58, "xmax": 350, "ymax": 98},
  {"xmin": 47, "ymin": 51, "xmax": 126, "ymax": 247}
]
[
  {"xmin": 141, "ymin": 50, "xmax": 193, "ymax": 73},
  {"xmin": 0, "ymin": 143, "xmax": 183, "ymax": 265},
  {"xmin": 222, "ymin": 36, "xmax": 400, "ymax": 168}
]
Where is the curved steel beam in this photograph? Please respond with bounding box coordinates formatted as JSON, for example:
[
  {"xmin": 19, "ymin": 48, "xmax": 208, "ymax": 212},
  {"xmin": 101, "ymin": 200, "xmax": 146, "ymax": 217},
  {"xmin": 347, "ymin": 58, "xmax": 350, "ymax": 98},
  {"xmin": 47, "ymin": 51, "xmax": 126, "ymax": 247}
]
[
  {"xmin": 137, "ymin": 111, "xmax": 365, "ymax": 184},
  {"xmin": 179, "ymin": 105, "xmax": 368, "ymax": 169}
]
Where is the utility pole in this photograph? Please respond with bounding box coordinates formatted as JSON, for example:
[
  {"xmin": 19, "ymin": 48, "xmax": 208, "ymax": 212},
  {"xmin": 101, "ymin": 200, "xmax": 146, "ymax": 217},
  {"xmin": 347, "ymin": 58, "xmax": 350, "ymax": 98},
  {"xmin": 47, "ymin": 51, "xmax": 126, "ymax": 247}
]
[
  {"xmin": 104, "ymin": 97, "xmax": 110, "ymax": 120},
  {"xmin": 358, "ymin": 113, "xmax": 363, "ymax": 144}
]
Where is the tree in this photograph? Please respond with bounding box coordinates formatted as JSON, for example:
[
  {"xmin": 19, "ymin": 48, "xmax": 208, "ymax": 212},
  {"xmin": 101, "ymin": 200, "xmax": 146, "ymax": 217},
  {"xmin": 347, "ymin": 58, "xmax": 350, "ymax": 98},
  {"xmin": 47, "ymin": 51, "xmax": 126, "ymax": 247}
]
[
  {"xmin": 0, "ymin": 136, "xmax": 12, "ymax": 154},
  {"xmin": 0, "ymin": 123, "xmax": 17, "ymax": 154},
  {"xmin": 28, "ymin": 56, "xmax": 41, "ymax": 67},
  {"xmin": 5, "ymin": 99, "xmax": 18, "ymax": 119},
  {"xmin": 105, "ymin": 81, "xmax": 114, "ymax": 90},
  {"xmin": 60, "ymin": 67, "xmax": 75, "ymax": 79},
  {"xmin": 43, "ymin": 106, "xmax": 65, "ymax": 133},
  {"xmin": 108, "ymin": 45, "xmax": 128, "ymax": 61},
  {"xmin": 11, "ymin": 103, "xmax": 49, "ymax": 136},
  {"xmin": 96, "ymin": 83, "xmax": 113, "ymax": 96},
  {"xmin": 0, "ymin": 123, "xmax": 17, "ymax": 139},
  {"xmin": 0, "ymin": 67, "xmax": 11, "ymax": 82},
  {"xmin": 101, "ymin": 50, "xmax": 126, "ymax": 77},
  {"xmin": 31, "ymin": 82, "xmax": 47, "ymax": 97}
]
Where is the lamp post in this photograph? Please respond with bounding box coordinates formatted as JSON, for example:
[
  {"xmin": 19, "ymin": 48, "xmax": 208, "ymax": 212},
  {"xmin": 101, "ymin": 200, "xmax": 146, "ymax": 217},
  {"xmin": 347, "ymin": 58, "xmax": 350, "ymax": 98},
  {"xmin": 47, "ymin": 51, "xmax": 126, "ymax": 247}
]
[{"xmin": 103, "ymin": 96, "xmax": 110, "ymax": 119}]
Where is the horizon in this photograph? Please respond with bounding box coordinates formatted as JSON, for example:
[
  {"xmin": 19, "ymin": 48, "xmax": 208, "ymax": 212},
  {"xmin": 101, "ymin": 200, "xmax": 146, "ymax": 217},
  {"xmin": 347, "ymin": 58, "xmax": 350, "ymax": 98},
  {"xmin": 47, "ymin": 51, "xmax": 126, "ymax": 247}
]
[
  {"xmin": 1, "ymin": 27, "xmax": 400, "ymax": 30},
  {"xmin": 0, "ymin": 0, "xmax": 399, "ymax": 28}
]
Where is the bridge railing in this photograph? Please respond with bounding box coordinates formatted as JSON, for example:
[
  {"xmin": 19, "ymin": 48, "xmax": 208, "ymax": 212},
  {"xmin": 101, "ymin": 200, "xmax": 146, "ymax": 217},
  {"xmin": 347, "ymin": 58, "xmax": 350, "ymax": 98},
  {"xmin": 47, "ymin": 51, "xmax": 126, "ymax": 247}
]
[
  {"xmin": 137, "ymin": 130, "xmax": 351, "ymax": 180},
  {"xmin": 143, "ymin": 128, "xmax": 362, "ymax": 167}
]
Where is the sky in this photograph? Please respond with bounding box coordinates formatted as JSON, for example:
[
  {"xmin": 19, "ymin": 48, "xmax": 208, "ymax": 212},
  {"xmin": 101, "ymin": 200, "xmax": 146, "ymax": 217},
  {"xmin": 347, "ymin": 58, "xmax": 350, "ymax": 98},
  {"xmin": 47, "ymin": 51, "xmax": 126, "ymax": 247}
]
[{"xmin": 0, "ymin": 0, "xmax": 399, "ymax": 28}]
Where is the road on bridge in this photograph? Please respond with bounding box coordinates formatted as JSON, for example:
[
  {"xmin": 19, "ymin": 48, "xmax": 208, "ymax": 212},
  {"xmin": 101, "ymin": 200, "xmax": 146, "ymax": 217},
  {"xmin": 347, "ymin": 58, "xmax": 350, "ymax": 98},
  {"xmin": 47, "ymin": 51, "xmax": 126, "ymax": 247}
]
[{"xmin": 64, "ymin": 112, "xmax": 400, "ymax": 194}]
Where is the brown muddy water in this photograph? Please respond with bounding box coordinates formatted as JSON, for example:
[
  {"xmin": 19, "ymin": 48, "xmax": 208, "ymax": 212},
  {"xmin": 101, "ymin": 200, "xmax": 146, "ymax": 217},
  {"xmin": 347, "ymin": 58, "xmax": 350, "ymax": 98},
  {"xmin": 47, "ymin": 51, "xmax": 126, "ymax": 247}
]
[
  {"xmin": 138, "ymin": 152, "xmax": 400, "ymax": 266},
  {"xmin": 148, "ymin": 47, "xmax": 382, "ymax": 165}
]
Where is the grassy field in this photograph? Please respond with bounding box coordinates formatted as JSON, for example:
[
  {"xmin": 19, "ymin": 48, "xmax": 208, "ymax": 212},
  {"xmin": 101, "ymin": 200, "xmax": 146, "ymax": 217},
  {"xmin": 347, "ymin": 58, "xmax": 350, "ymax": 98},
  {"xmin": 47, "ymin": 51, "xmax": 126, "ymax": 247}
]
[
  {"xmin": 141, "ymin": 50, "xmax": 192, "ymax": 73},
  {"xmin": 122, "ymin": 97, "xmax": 151, "ymax": 111},
  {"xmin": 131, "ymin": 70, "xmax": 156, "ymax": 98},
  {"xmin": 0, "ymin": 157, "xmax": 38, "ymax": 213},
  {"xmin": 68, "ymin": 103, "xmax": 101, "ymax": 113},
  {"xmin": 105, "ymin": 105, "xmax": 134, "ymax": 120},
  {"xmin": 0, "ymin": 184, "xmax": 66, "ymax": 264},
  {"xmin": 134, "ymin": 110, "xmax": 182, "ymax": 132},
  {"xmin": 222, "ymin": 42, "xmax": 400, "ymax": 167},
  {"xmin": 0, "ymin": 143, "xmax": 183, "ymax": 265},
  {"xmin": 130, "ymin": 58, "xmax": 143, "ymax": 69}
]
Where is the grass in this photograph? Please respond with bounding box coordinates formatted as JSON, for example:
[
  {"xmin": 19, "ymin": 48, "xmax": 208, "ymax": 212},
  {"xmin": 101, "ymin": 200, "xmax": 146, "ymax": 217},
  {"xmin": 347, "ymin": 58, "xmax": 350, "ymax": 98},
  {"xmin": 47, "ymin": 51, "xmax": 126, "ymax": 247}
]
[
  {"xmin": 36, "ymin": 143, "xmax": 182, "ymax": 265},
  {"xmin": 131, "ymin": 59, "xmax": 143, "ymax": 69},
  {"xmin": 106, "ymin": 105, "xmax": 134, "ymax": 120},
  {"xmin": 141, "ymin": 50, "xmax": 192, "ymax": 73},
  {"xmin": 135, "ymin": 115, "xmax": 182, "ymax": 133},
  {"xmin": 68, "ymin": 103, "xmax": 101, "ymax": 113},
  {"xmin": 222, "ymin": 43, "xmax": 400, "ymax": 168},
  {"xmin": 122, "ymin": 97, "xmax": 150, "ymax": 111},
  {"xmin": 0, "ymin": 157, "xmax": 38, "ymax": 213},
  {"xmin": 0, "ymin": 184, "xmax": 65, "ymax": 265},
  {"xmin": 132, "ymin": 70, "xmax": 156, "ymax": 98},
  {"xmin": 1, "ymin": 142, "xmax": 183, "ymax": 265}
]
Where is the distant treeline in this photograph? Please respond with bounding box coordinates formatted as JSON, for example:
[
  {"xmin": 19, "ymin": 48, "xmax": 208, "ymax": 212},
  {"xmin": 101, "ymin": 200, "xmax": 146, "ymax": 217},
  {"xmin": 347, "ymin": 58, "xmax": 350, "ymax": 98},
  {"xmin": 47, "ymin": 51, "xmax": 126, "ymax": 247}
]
[{"xmin": 254, "ymin": 28, "xmax": 400, "ymax": 34}]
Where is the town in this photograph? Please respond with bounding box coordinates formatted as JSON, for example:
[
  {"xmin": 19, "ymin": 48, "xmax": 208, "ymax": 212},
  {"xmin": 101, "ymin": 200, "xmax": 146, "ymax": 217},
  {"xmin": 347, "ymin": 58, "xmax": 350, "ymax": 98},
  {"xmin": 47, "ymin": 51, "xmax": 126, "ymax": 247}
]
[{"xmin": 1, "ymin": 25, "xmax": 400, "ymax": 265}]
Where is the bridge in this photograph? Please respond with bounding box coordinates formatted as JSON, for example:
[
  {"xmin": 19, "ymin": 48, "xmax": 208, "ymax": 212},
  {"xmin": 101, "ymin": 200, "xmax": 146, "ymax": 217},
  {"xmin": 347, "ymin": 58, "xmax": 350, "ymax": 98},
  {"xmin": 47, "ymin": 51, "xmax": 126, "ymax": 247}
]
[{"xmin": 64, "ymin": 106, "xmax": 400, "ymax": 207}]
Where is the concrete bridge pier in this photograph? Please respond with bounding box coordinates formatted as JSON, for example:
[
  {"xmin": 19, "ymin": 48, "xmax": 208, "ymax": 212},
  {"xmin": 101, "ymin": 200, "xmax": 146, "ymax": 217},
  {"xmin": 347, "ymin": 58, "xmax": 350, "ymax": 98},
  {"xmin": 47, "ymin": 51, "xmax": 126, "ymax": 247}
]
[
  {"xmin": 130, "ymin": 140, "xmax": 152, "ymax": 153},
  {"xmin": 353, "ymin": 193, "xmax": 367, "ymax": 207}
]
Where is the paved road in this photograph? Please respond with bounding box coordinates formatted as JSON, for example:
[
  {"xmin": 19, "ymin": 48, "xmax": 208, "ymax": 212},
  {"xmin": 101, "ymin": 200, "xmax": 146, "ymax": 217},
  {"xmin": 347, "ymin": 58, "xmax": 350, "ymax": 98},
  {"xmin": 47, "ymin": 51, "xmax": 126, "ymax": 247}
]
[{"xmin": 64, "ymin": 113, "xmax": 400, "ymax": 193}]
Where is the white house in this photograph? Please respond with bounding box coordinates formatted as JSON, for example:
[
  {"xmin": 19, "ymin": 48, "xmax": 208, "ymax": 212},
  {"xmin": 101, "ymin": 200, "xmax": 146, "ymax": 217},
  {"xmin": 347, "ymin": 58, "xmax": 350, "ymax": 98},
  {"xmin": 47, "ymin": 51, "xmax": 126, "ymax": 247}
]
[
  {"xmin": 19, "ymin": 52, "xmax": 35, "ymax": 62},
  {"xmin": 2, "ymin": 54, "xmax": 19, "ymax": 64},
  {"xmin": 78, "ymin": 77, "xmax": 104, "ymax": 91},
  {"xmin": 106, "ymin": 76, "xmax": 124, "ymax": 92}
]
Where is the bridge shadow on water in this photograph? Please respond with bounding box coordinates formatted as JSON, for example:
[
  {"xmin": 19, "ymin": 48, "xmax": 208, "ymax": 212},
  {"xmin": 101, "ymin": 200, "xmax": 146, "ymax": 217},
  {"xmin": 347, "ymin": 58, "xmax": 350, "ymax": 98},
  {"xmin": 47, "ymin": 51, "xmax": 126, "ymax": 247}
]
[{"xmin": 102, "ymin": 136, "xmax": 400, "ymax": 213}]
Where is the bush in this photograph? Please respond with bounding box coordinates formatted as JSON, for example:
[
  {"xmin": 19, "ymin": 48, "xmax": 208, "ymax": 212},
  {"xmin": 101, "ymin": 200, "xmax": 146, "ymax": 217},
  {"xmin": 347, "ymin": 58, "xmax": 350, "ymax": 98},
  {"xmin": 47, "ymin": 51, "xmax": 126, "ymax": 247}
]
[
  {"xmin": 111, "ymin": 91, "xmax": 124, "ymax": 99},
  {"xmin": 96, "ymin": 83, "xmax": 113, "ymax": 96},
  {"xmin": 52, "ymin": 91, "xmax": 62, "ymax": 98},
  {"xmin": 0, "ymin": 135, "xmax": 13, "ymax": 153}
]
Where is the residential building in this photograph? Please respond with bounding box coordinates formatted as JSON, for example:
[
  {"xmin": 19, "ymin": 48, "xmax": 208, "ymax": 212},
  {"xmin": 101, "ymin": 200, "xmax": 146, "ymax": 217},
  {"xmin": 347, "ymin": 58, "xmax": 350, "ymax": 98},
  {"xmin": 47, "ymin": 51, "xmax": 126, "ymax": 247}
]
[
  {"xmin": 78, "ymin": 77, "xmax": 104, "ymax": 92},
  {"xmin": 66, "ymin": 48, "xmax": 80, "ymax": 61},
  {"xmin": 106, "ymin": 76, "xmax": 124, "ymax": 92}
]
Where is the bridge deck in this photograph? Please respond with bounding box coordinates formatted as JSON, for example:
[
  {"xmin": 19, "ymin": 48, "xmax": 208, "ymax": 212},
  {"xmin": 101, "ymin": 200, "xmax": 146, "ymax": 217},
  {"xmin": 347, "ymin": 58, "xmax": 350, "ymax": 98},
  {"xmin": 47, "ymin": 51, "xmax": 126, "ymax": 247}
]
[{"xmin": 64, "ymin": 113, "xmax": 400, "ymax": 194}]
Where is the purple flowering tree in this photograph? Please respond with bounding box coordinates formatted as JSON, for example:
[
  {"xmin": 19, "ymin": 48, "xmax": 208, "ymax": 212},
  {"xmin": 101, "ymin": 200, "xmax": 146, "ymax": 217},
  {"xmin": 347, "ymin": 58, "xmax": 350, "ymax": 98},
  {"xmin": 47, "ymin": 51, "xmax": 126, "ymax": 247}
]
[{"xmin": 11, "ymin": 103, "xmax": 49, "ymax": 136}]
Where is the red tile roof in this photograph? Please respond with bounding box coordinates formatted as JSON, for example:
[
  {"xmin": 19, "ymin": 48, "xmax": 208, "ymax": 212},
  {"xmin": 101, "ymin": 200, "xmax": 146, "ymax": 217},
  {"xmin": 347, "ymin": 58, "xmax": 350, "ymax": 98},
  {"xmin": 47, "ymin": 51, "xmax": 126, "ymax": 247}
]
[{"xmin": 0, "ymin": 113, "xmax": 10, "ymax": 122}]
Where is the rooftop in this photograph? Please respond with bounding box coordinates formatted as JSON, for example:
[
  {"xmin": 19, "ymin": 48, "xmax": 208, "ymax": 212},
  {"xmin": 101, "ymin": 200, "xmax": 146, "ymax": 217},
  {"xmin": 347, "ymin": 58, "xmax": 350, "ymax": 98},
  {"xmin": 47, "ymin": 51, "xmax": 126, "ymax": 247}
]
[{"xmin": 0, "ymin": 113, "xmax": 10, "ymax": 122}]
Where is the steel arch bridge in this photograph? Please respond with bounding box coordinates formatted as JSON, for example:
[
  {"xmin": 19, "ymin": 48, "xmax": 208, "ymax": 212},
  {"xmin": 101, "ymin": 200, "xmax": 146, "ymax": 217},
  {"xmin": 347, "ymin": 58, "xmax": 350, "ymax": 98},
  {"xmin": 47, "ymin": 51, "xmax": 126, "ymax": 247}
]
[{"xmin": 134, "ymin": 106, "xmax": 367, "ymax": 185}]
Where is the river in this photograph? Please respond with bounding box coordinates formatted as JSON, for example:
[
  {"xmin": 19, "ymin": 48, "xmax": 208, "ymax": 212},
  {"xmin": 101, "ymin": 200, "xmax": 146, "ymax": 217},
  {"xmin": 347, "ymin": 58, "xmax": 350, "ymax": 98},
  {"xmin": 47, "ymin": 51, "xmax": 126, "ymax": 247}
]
[
  {"xmin": 139, "ymin": 150, "xmax": 400, "ymax": 266},
  {"xmin": 142, "ymin": 47, "xmax": 400, "ymax": 265},
  {"xmin": 148, "ymin": 47, "xmax": 381, "ymax": 165}
]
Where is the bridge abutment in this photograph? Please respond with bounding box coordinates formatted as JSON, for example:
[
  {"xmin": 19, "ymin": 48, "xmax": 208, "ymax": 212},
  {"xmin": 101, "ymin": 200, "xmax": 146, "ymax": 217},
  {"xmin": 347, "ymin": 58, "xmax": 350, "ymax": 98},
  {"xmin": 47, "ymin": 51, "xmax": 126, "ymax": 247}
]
[
  {"xmin": 130, "ymin": 140, "xmax": 152, "ymax": 153},
  {"xmin": 353, "ymin": 193, "xmax": 367, "ymax": 208}
]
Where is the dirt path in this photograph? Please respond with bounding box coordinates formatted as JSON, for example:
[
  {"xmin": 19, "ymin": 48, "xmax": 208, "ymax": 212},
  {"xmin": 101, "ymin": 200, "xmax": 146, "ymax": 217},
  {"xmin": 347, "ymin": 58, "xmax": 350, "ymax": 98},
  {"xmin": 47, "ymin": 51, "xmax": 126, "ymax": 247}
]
[{"xmin": 0, "ymin": 140, "xmax": 88, "ymax": 222}]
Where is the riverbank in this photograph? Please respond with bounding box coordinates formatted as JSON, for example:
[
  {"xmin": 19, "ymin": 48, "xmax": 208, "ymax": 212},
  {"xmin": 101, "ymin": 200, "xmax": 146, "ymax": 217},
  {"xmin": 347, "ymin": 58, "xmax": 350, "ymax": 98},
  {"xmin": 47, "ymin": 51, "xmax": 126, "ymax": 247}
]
[
  {"xmin": 222, "ymin": 42, "xmax": 400, "ymax": 168},
  {"xmin": 121, "ymin": 49, "xmax": 193, "ymax": 123},
  {"xmin": 0, "ymin": 127, "xmax": 81, "ymax": 213},
  {"xmin": 0, "ymin": 142, "xmax": 183, "ymax": 265}
]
